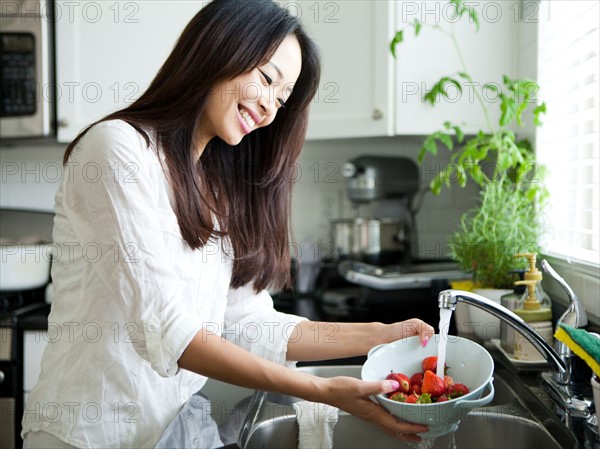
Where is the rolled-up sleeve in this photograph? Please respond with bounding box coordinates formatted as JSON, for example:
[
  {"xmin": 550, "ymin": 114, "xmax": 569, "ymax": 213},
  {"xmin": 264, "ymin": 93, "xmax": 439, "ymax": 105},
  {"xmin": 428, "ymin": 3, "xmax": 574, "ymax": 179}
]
[
  {"xmin": 61, "ymin": 121, "xmax": 201, "ymax": 377},
  {"xmin": 225, "ymin": 284, "xmax": 307, "ymax": 366}
]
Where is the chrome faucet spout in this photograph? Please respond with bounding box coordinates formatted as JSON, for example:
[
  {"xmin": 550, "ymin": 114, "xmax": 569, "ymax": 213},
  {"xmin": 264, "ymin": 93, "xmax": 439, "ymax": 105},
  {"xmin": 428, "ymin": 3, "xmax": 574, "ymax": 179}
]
[
  {"xmin": 541, "ymin": 260, "xmax": 588, "ymax": 329},
  {"xmin": 438, "ymin": 290, "xmax": 457, "ymax": 310},
  {"xmin": 540, "ymin": 259, "xmax": 588, "ymax": 384},
  {"xmin": 438, "ymin": 289, "xmax": 567, "ymax": 373}
]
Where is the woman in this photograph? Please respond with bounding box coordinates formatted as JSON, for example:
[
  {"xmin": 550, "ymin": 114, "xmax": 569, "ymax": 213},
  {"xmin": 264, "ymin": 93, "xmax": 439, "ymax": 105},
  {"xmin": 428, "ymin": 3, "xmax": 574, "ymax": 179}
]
[{"xmin": 22, "ymin": 0, "xmax": 434, "ymax": 447}]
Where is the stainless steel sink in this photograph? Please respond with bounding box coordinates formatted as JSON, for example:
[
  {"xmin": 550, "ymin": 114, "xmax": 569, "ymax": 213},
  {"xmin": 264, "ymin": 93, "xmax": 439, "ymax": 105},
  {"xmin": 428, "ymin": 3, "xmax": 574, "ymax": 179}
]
[
  {"xmin": 238, "ymin": 365, "xmax": 577, "ymax": 449},
  {"xmin": 241, "ymin": 410, "xmax": 563, "ymax": 449}
]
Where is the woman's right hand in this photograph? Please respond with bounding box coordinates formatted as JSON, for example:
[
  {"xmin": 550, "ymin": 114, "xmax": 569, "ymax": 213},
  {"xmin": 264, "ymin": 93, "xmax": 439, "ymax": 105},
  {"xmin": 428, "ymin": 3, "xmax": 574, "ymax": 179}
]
[
  {"xmin": 180, "ymin": 329, "xmax": 428, "ymax": 441},
  {"xmin": 319, "ymin": 375, "xmax": 428, "ymax": 443}
]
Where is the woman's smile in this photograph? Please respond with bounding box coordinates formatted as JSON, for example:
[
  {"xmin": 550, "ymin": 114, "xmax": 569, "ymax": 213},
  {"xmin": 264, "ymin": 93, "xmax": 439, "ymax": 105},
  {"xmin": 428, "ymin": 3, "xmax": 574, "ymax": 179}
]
[
  {"xmin": 196, "ymin": 35, "xmax": 302, "ymax": 152},
  {"xmin": 238, "ymin": 104, "xmax": 258, "ymax": 133}
]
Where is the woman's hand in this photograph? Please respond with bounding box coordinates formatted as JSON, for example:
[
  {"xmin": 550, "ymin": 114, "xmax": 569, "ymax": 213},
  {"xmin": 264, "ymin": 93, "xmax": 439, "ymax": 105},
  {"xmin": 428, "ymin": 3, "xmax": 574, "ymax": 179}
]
[
  {"xmin": 379, "ymin": 318, "xmax": 435, "ymax": 348},
  {"xmin": 319, "ymin": 375, "xmax": 427, "ymax": 442}
]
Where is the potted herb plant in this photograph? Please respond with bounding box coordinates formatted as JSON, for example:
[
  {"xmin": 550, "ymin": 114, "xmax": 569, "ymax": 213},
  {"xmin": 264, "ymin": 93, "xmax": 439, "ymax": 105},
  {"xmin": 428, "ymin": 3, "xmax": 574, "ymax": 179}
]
[{"xmin": 391, "ymin": 0, "xmax": 548, "ymax": 290}]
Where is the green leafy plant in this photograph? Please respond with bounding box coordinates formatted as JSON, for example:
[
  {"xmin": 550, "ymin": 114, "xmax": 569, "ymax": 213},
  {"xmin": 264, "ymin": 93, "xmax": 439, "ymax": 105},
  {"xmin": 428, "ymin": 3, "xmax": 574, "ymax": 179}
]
[
  {"xmin": 391, "ymin": 0, "xmax": 548, "ymax": 288},
  {"xmin": 451, "ymin": 177, "xmax": 541, "ymax": 288}
]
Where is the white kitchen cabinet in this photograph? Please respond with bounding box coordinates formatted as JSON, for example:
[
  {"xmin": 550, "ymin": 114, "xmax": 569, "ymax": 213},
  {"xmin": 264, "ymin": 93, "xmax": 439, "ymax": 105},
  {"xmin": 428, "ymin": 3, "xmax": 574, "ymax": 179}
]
[
  {"xmin": 55, "ymin": 1, "xmax": 201, "ymax": 143},
  {"xmin": 55, "ymin": 1, "xmax": 394, "ymax": 142},
  {"xmin": 394, "ymin": 0, "xmax": 518, "ymax": 135},
  {"xmin": 54, "ymin": 1, "xmax": 517, "ymax": 143},
  {"xmin": 296, "ymin": 1, "xmax": 396, "ymax": 139}
]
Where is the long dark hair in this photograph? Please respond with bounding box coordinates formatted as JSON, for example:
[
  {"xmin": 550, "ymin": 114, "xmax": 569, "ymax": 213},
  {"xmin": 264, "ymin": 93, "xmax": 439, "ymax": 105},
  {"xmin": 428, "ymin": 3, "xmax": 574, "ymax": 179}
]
[{"xmin": 63, "ymin": 0, "xmax": 321, "ymax": 292}]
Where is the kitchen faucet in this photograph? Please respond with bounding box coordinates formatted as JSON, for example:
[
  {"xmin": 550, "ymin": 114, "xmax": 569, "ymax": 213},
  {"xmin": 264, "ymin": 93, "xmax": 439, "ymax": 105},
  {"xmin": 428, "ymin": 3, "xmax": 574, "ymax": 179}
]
[
  {"xmin": 438, "ymin": 259, "xmax": 593, "ymax": 447},
  {"xmin": 540, "ymin": 259, "xmax": 588, "ymax": 384},
  {"xmin": 437, "ymin": 289, "xmax": 567, "ymax": 372}
]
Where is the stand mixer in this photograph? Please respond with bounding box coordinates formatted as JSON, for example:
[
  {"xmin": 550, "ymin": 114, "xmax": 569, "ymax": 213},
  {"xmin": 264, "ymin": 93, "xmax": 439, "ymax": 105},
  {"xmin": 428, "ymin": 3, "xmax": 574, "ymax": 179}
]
[
  {"xmin": 331, "ymin": 155, "xmax": 424, "ymax": 267},
  {"xmin": 313, "ymin": 155, "xmax": 465, "ymax": 328}
]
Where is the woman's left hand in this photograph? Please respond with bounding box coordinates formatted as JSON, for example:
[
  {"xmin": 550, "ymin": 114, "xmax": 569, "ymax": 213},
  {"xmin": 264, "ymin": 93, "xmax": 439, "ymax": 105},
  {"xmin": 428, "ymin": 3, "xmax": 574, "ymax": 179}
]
[{"xmin": 379, "ymin": 318, "xmax": 435, "ymax": 348}]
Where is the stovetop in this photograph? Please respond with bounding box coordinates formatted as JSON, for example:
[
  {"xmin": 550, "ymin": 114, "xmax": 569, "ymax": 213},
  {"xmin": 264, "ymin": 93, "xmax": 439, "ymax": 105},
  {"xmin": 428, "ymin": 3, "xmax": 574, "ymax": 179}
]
[
  {"xmin": 0, "ymin": 285, "xmax": 49, "ymax": 327},
  {"xmin": 337, "ymin": 259, "xmax": 467, "ymax": 290},
  {"xmin": 308, "ymin": 258, "xmax": 463, "ymax": 333}
]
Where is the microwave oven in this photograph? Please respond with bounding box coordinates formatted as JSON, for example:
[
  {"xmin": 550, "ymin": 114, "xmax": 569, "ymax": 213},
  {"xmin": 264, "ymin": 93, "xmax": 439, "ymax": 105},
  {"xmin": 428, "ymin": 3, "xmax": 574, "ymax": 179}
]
[{"xmin": 0, "ymin": 0, "xmax": 54, "ymax": 139}]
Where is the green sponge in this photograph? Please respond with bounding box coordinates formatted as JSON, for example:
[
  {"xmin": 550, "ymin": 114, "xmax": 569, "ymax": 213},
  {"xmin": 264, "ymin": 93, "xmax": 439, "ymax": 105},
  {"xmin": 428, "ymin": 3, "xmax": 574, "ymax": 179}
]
[{"xmin": 554, "ymin": 323, "xmax": 600, "ymax": 377}]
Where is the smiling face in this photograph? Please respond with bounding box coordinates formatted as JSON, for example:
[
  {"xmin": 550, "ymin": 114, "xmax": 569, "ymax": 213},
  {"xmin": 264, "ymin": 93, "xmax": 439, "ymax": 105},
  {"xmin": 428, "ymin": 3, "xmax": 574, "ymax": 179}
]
[{"xmin": 195, "ymin": 35, "xmax": 303, "ymax": 153}]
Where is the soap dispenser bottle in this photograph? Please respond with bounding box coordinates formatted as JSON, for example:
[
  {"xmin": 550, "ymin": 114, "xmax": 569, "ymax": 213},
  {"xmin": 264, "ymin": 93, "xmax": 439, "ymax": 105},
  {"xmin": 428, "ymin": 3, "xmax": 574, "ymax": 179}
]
[
  {"xmin": 512, "ymin": 253, "xmax": 554, "ymax": 361},
  {"xmin": 515, "ymin": 252, "xmax": 551, "ymax": 308}
]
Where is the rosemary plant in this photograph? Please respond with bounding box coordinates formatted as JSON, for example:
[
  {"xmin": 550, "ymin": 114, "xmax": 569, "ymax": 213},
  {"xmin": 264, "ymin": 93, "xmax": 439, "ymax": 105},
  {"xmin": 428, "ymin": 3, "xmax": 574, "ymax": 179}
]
[{"xmin": 391, "ymin": 0, "xmax": 548, "ymax": 287}]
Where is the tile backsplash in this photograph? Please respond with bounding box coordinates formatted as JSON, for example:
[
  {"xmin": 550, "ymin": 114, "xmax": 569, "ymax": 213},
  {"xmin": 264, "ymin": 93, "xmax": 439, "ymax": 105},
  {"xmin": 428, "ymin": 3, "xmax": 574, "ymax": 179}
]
[
  {"xmin": 1, "ymin": 136, "xmax": 480, "ymax": 263},
  {"xmin": 292, "ymin": 136, "xmax": 480, "ymax": 262},
  {"xmin": 541, "ymin": 256, "xmax": 600, "ymax": 325}
]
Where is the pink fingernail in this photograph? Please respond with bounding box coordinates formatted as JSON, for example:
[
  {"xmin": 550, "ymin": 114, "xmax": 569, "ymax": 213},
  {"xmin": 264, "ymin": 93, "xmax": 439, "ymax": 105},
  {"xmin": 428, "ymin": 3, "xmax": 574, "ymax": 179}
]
[
  {"xmin": 421, "ymin": 336, "xmax": 430, "ymax": 348},
  {"xmin": 386, "ymin": 380, "xmax": 400, "ymax": 392}
]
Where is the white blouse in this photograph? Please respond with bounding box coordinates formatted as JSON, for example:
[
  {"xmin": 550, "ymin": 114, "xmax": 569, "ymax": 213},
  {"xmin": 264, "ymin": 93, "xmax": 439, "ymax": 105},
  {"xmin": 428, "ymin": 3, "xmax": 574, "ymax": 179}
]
[{"xmin": 21, "ymin": 120, "xmax": 305, "ymax": 448}]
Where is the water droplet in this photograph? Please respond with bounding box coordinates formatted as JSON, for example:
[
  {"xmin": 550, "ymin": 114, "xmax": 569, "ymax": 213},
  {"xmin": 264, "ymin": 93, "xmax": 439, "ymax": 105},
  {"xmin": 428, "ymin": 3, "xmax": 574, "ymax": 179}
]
[{"xmin": 448, "ymin": 431, "xmax": 457, "ymax": 449}]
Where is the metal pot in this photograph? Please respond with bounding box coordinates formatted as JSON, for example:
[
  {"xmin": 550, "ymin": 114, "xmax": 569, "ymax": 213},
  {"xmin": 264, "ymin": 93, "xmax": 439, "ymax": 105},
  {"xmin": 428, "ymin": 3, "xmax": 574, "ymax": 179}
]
[{"xmin": 331, "ymin": 218, "xmax": 409, "ymax": 263}]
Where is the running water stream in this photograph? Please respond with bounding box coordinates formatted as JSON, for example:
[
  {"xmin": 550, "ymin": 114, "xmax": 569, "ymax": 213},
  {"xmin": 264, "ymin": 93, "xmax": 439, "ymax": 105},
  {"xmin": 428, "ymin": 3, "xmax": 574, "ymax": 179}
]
[
  {"xmin": 436, "ymin": 308, "xmax": 453, "ymax": 379},
  {"xmin": 407, "ymin": 308, "xmax": 458, "ymax": 449}
]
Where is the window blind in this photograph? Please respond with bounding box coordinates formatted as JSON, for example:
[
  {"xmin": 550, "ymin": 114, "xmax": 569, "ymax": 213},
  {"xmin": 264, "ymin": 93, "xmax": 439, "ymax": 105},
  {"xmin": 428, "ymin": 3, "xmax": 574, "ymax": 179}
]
[{"xmin": 537, "ymin": 0, "xmax": 600, "ymax": 265}]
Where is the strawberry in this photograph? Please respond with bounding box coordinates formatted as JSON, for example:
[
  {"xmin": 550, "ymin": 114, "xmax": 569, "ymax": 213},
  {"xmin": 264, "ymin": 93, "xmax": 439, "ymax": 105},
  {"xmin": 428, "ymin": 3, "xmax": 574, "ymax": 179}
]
[
  {"xmin": 421, "ymin": 356, "xmax": 437, "ymax": 373},
  {"xmin": 421, "ymin": 356, "xmax": 448, "ymax": 374},
  {"xmin": 444, "ymin": 375, "xmax": 454, "ymax": 388},
  {"xmin": 386, "ymin": 372, "xmax": 410, "ymax": 394},
  {"xmin": 410, "ymin": 372, "xmax": 423, "ymax": 387},
  {"xmin": 421, "ymin": 370, "xmax": 447, "ymax": 397},
  {"xmin": 410, "ymin": 384, "xmax": 421, "ymax": 395},
  {"xmin": 447, "ymin": 383, "xmax": 470, "ymax": 398},
  {"xmin": 405, "ymin": 394, "xmax": 418, "ymax": 404},
  {"xmin": 436, "ymin": 395, "xmax": 449, "ymax": 402},
  {"xmin": 389, "ymin": 391, "xmax": 408, "ymax": 402}
]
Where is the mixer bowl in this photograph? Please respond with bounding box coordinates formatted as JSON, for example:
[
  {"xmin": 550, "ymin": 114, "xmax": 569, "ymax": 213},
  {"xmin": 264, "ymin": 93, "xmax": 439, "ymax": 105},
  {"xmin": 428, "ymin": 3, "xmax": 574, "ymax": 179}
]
[
  {"xmin": 331, "ymin": 218, "xmax": 409, "ymax": 263},
  {"xmin": 361, "ymin": 335, "xmax": 495, "ymax": 438}
]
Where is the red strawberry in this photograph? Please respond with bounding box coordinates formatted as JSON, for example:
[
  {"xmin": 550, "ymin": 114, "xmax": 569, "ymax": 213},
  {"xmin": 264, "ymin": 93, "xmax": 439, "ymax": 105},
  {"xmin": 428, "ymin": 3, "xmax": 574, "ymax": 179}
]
[
  {"xmin": 386, "ymin": 372, "xmax": 410, "ymax": 394},
  {"xmin": 410, "ymin": 372, "xmax": 423, "ymax": 387},
  {"xmin": 421, "ymin": 356, "xmax": 438, "ymax": 373},
  {"xmin": 436, "ymin": 395, "xmax": 449, "ymax": 402},
  {"xmin": 444, "ymin": 375, "xmax": 454, "ymax": 388},
  {"xmin": 421, "ymin": 370, "xmax": 447, "ymax": 397},
  {"xmin": 447, "ymin": 383, "xmax": 470, "ymax": 398},
  {"xmin": 405, "ymin": 394, "xmax": 418, "ymax": 404},
  {"xmin": 421, "ymin": 356, "xmax": 448, "ymax": 374},
  {"xmin": 389, "ymin": 392, "xmax": 408, "ymax": 402},
  {"xmin": 410, "ymin": 384, "xmax": 421, "ymax": 395}
]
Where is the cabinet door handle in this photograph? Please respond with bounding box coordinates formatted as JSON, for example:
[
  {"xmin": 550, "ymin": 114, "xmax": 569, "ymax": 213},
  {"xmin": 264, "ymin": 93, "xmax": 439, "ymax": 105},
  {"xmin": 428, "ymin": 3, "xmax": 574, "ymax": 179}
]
[
  {"xmin": 57, "ymin": 119, "xmax": 69, "ymax": 128},
  {"xmin": 372, "ymin": 109, "xmax": 383, "ymax": 120}
]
